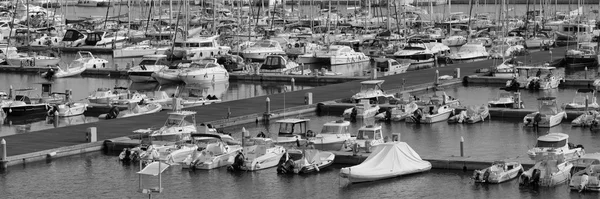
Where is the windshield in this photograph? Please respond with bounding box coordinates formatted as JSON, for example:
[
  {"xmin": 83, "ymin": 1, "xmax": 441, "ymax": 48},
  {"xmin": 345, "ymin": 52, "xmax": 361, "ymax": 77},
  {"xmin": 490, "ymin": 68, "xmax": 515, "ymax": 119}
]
[
  {"xmin": 254, "ymin": 41, "xmax": 276, "ymax": 48},
  {"xmin": 360, "ymin": 84, "xmax": 378, "ymax": 92},
  {"xmin": 357, "ymin": 130, "xmax": 375, "ymax": 140},
  {"xmin": 536, "ymin": 140, "xmax": 566, "ymax": 148},
  {"xmin": 139, "ymin": 59, "xmax": 157, "ymax": 65},
  {"xmin": 321, "ymin": 125, "xmax": 346, "ymax": 134}
]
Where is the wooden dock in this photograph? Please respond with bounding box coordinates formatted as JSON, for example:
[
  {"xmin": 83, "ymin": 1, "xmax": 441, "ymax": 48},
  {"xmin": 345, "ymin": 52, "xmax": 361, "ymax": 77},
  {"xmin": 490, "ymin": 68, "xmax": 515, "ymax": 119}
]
[{"xmin": 0, "ymin": 47, "xmax": 568, "ymax": 167}]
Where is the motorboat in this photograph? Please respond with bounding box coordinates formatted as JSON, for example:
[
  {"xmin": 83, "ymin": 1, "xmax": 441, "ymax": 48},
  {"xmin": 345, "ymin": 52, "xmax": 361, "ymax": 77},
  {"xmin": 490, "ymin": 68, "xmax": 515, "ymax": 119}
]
[
  {"xmin": 99, "ymin": 103, "xmax": 162, "ymax": 119},
  {"xmin": 113, "ymin": 43, "xmax": 160, "ymax": 58},
  {"xmin": 42, "ymin": 64, "xmax": 86, "ymax": 79},
  {"xmin": 564, "ymin": 89, "xmax": 599, "ymax": 110},
  {"xmin": 227, "ymin": 138, "xmax": 287, "ymax": 171},
  {"xmin": 272, "ymin": 118, "xmax": 311, "ymax": 147},
  {"xmin": 1, "ymin": 88, "xmax": 50, "ymax": 116},
  {"xmin": 569, "ymin": 153, "xmax": 600, "ymax": 192},
  {"xmin": 442, "ymin": 35, "xmax": 468, "ymax": 47},
  {"xmin": 447, "ymin": 42, "xmax": 489, "ymax": 64},
  {"xmin": 241, "ymin": 39, "xmax": 286, "ymax": 61},
  {"xmin": 152, "ymin": 59, "xmax": 213, "ymax": 85},
  {"xmin": 374, "ymin": 102, "xmax": 419, "ymax": 121},
  {"xmin": 87, "ymin": 87, "xmax": 128, "ymax": 104},
  {"xmin": 351, "ymin": 80, "xmax": 394, "ymax": 103},
  {"xmin": 6, "ymin": 52, "xmax": 60, "ymax": 67},
  {"xmin": 46, "ymin": 92, "xmax": 88, "ymax": 117},
  {"xmin": 406, "ymin": 104, "xmax": 454, "ymax": 124},
  {"xmin": 373, "ymin": 57, "xmax": 410, "ymax": 76},
  {"xmin": 473, "ymin": 37, "xmax": 493, "ymax": 47},
  {"xmin": 473, "ymin": 161, "xmax": 524, "ymax": 183},
  {"xmin": 420, "ymin": 91, "xmax": 461, "ymax": 107},
  {"xmin": 132, "ymin": 111, "xmax": 197, "ymax": 141},
  {"xmin": 276, "ymin": 149, "xmax": 335, "ymax": 174},
  {"xmin": 127, "ymin": 55, "xmax": 169, "ymax": 83},
  {"xmin": 448, "ymin": 105, "xmax": 490, "ymax": 124},
  {"xmin": 524, "ymin": 32, "xmax": 555, "ymax": 49},
  {"xmin": 571, "ymin": 111, "xmax": 599, "ymax": 127},
  {"xmin": 492, "ymin": 58, "xmax": 519, "ymax": 78},
  {"xmin": 523, "ymin": 97, "xmax": 567, "ymax": 128},
  {"xmin": 488, "ymin": 91, "xmax": 516, "ymax": 108},
  {"xmin": 488, "ymin": 44, "xmax": 526, "ymax": 59},
  {"xmin": 523, "ymin": 66, "xmax": 562, "ymax": 90},
  {"xmin": 308, "ymin": 120, "xmax": 355, "ymax": 151},
  {"xmin": 71, "ymin": 51, "xmax": 109, "ymax": 69},
  {"xmin": 111, "ymin": 92, "xmax": 148, "ymax": 107},
  {"xmin": 519, "ymin": 158, "xmax": 573, "ymax": 187},
  {"xmin": 178, "ymin": 61, "xmax": 229, "ymax": 85},
  {"xmin": 340, "ymin": 142, "xmax": 432, "ymax": 183},
  {"xmin": 389, "ymin": 39, "xmax": 436, "ymax": 69},
  {"xmin": 181, "ymin": 134, "xmax": 243, "ymax": 170},
  {"xmin": 297, "ymin": 45, "xmax": 370, "ymax": 66},
  {"xmin": 527, "ymin": 132, "xmax": 585, "ymax": 162},
  {"xmin": 258, "ymin": 55, "xmax": 303, "ymax": 74},
  {"xmin": 348, "ymin": 125, "xmax": 385, "ymax": 152},
  {"xmin": 172, "ymin": 35, "xmax": 231, "ymax": 60},
  {"xmin": 565, "ymin": 42, "xmax": 598, "ymax": 68},
  {"xmin": 76, "ymin": 31, "xmax": 128, "ymax": 48},
  {"xmin": 343, "ymin": 100, "xmax": 380, "ymax": 120}
]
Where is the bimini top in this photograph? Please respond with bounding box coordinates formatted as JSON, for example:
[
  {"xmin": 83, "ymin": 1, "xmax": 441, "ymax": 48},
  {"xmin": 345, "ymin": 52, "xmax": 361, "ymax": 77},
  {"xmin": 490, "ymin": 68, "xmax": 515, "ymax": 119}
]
[
  {"xmin": 168, "ymin": 111, "xmax": 197, "ymax": 116},
  {"xmin": 275, "ymin": 118, "xmax": 310, "ymax": 124},
  {"xmin": 360, "ymin": 80, "xmax": 385, "ymax": 85},
  {"xmin": 537, "ymin": 133, "xmax": 569, "ymax": 142}
]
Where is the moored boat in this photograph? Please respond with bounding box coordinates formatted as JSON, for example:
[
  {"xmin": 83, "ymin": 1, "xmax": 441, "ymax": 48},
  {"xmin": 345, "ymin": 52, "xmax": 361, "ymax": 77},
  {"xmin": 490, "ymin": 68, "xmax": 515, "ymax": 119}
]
[
  {"xmin": 523, "ymin": 97, "xmax": 566, "ymax": 128},
  {"xmin": 276, "ymin": 148, "xmax": 335, "ymax": 174},
  {"xmin": 569, "ymin": 153, "xmax": 600, "ymax": 192},
  {"xmin": 182, "ymin": 134, "xmax": 243, "ymax": 170},
  {"xmin": 339, "ymin": 142, "xmax": 432, "ymax": 183},
  {"xmin": 308, "ymin": 120, "xmax": 355, "ymax": 151},
  {"xmin": 227, "ymin": 138, "xmax": 287, "ymax": 171},
  {"xmin": 527, "ymin": 132, "xmax": 585, "ymax": 162},
  {"xmin": 473, "ymin": 161, "xmax": 523, "ymax": 183},
  {"xmin": 519, "ymin": 158, "xmax": 573, "ymax": 187}
]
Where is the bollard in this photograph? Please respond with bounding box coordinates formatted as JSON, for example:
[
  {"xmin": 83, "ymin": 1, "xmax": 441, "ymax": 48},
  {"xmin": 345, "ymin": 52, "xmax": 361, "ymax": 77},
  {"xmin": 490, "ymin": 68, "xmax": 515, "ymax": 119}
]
[
  {"xmin": 352, "ymin": 142, "xmax": 358, "ymax": 156},
  {"xmin": 585, "ymin": 67, "xmax": 588, "ymax": 79},
  {"xmin": 372, "ymin": 67, "xmax": 377, "ymax": 79},
  {"xmin": 291, "ymin": 78, "xmax": 295, "ymax": 91},
  {"xmin": 435, "ymin": 70, "xmax": 439, "ymax": 85},
  {"xmin": 53, "ymin": 111, "xmax": 59, "ymax": 127},
  {"xmin": 86, "ymin": 127, "xmax": 97, "ymax": 143},
  {"xmin": 0, "ymin": 139, "xmax": 6, "ymax": 161},
  {"xmin": 304, "ymin": 92, "xmax": 313, "ymax": 105},
  {"xmin": 265, "ymin": 97, "xmax": 271, "ymax": 114},
  {"xmin": 313, "ymin": 69, "xmax": 319, "ymax": 77},
  {"xmin": 512, "ymin": 92, "xmax": 522, "ymax": 109},
  {"xmin": 460, "ymin": 136, "xmax": 464, "ymax": 157},
  {"xmin": 586, "ymin": 97, "xmax": 589, "ymax": 111},
  {"xmin": 227, "ymin": 107, "xmax": 231, "ymax": 119},
  {"xmin": 454, "ymin": 68, "xmax": 460, "ymax": 78},
  {"xmin": 402, "ymin": 78, "xmax": 405, "ymax": 91},
  {"xmin": 301, "ymin": 63, "xmax": 305, "ymax": 75},
  {"xmin": 321, "ymin": 68, "xmax": 327, "ymax": 76},
  {"xmin": 0, "ymin": 139, "xmax": 6, "ymax": 170}
]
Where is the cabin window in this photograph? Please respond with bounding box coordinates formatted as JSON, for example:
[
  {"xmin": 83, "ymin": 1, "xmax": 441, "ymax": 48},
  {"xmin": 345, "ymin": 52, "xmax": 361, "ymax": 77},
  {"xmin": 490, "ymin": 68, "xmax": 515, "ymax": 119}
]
[
  {"xmin": 374, "ymin": 130, "xmax": 382, "ymax": 140},
  {"xmin": 187, "ymin": 43, "xmax": 199, "ymax": 47},
  {"xmin": 536, "ymin": 140, "xmax": 566, "ymax": 148},
  {"xmin": 174, "ymin": 42, "xmax": 183, "ymax": 47},
  {"xmin": 357, "ymin": 130, "xmax": 375, "ymax": 140},
  {"xmin": 139, "ymin": 59, "xmax": 158, "ymax": 65},
  {"xmin": 200, "ymin": 42, "xmax": 213, "ymax": 47}
]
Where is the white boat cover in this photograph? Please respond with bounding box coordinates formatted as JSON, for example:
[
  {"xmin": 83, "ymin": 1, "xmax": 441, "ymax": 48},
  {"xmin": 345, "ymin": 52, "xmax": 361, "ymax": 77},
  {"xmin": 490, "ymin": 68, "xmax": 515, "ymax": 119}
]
[{"xmin": 340, "ymin": 142, "xmax": 431, "ymax": 183}]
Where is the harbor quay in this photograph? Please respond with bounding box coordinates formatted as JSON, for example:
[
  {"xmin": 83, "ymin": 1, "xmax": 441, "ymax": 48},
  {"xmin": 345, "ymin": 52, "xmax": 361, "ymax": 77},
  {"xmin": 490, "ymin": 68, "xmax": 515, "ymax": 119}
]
[{"xmin": 0, "ymin": 46, "xmax": 565, "ymax": 170}]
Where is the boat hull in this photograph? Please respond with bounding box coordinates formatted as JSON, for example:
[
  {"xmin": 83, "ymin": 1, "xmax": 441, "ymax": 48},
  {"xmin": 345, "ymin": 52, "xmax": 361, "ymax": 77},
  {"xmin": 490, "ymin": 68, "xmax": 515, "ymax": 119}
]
[
  {"xmin": 179, "ymin": 73, "xmax": 229, "ymax": 85},
  {"xmin": 310, "ymin": 140, "xmax": 347, "ymax": 151},
  {"xmin": 128, "ymin": 71, "xmax": 157, "ymax": 82},
  {"xmin": 2, "ymin": 104, "xmax": 49, "ymax": 116},
  {"xmin": 57, "ymin": 104, "xmax": 87, "ymax": 117}
]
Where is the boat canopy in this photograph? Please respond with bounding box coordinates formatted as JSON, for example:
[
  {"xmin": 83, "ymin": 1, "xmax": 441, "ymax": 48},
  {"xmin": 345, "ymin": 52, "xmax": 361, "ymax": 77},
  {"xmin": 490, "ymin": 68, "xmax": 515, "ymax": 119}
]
[
  {"xmin": 536, "ymin": 133, "xmax": 569, "ymax": 148},
  {"xmin": 321, "ymin": 120, "xmax": 350, "ymax": 134}
]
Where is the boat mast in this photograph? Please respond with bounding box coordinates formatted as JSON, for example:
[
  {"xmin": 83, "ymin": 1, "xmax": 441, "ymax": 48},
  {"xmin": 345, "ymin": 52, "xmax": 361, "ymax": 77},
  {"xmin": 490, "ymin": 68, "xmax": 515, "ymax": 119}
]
[
  {"xmin": 103, "ymin": 0, "xmax": 111, "ymax": 29},
  {"xmin": 467, "ymin": 0, "xmax": 474, "ymax": 41},
  {"xmin": 169, "ymin": 0, "xmax": 184, "ymax": 60},
  {"xmin": 26, "ymin": 0, "xmax": 30, "ymax": 48}
]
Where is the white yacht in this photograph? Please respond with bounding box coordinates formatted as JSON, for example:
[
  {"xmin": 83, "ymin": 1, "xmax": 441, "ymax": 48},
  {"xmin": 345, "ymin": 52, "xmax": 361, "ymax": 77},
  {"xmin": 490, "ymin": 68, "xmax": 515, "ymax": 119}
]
[
  {"xmin": 406, "ymin": 104, "xmax": 454, "ymax": 124},
  {"xmin": 527, "ymin": 133, "xmax": 584, "ymax": 162},
  {"xmin": 309, "ymin": 120, "xmax": 355, "ymax": 151},
  {"xmin": 351, "ymin": 80, "xmax": 394, "ymax": 102},
  {"xmin": 133, "ymin": 111, "xmax": 197, "ymax": 141},
  {"xmin": 349, "ymin": 125, "xmax": 385, "ymax": 152},
  {"xmin": 488, "ymin": 44, "xmax": 526, "ymax": 59},
  {"xmin": 73, "ymin": 51, "xmax": 109, "ymax": 69},
  {"xmin": 169, "ymin": 35, "xmax": 231, "ymax": 60},
  {"xmin": 227, "ymin": 138, "xmax": 287, "ymax": 171},
  {"xmin": 448, "ymin": 42, "xmax": 489, "ymax": 63},
  {"xmin": 390, "ymin": 39, "xmax": 436, "ymax": 69},
  {"xmin": 241, "ymin": 39, "xmax": 286, "ymax": 61},
  {"xmin": 259, "ymin": 55, "xmax": 302, "ymax": 74},
  {"xmin": 524, "ymin": 32, "xmax": 555, "ymax": 49},
  {"xmin": 442, "ymin": 35, "xmax": 468, "ymax": 47},
  {"xmin": 87, "ymin": 87, "xmax": 128, "ymax": 104},
  {"xmin": 523, "ymin": 97, "xmax": 567, "ymax": 128},
  {"xmin": 127, "ymin": 55, "xmax": 169, "ymax": 83},
  {"xmin": 76, "ymin": 0, "xmax": 111, "ymax": 7},
  {"xmin": 182, "ymin": 134, "xmax": 243, "ymax": 170},
  {"xmin": 297, "ymin": 45, "xmax": 370, "ymax": 66},
  {"xmin": 178, "ymin": 61, "xmax": 229, "ymax": 85}
]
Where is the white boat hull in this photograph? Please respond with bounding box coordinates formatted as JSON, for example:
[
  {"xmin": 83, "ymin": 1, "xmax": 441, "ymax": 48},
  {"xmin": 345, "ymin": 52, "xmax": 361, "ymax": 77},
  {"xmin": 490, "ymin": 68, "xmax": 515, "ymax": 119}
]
[
  {"xmin": 55, "ymin": 103, "xmax": 87, "ymax": 117},
  {"xmin": 179, "ymin": 73, "xmax": 229, "ymax": 85}
]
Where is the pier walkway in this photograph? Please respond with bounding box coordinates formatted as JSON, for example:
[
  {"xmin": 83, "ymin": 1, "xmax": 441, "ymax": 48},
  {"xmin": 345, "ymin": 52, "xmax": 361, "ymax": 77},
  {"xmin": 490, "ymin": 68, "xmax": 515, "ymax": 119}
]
[{"xmin": 1, "ymin": 48, "xmax": 564, "ymax": 158}]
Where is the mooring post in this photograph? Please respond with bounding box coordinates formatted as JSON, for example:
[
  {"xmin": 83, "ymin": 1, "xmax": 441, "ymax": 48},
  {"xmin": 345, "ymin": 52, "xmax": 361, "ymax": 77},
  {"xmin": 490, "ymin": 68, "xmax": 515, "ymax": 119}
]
[
  {"xmin": 402, "ymin": 78, "xmax": 405, "ymax": 91},
  {"xmin": 435, "ymin": 70, "xmax": 439, "ymax": 85},
  {"xmin": 460, "ymin": 136, "xmax": 464, "ymax": 157},
  {"xmin": 454, "ymin": 68, "xmax": 460, "ymax": 78},
  {"xmin": 1, "ymin": 139, "xmax": 7, "ymax": 170},
  {"xmin": 291, "ymin": 78, "xmax": 295, "ymax": 91},
  {"xmin": 86, "ymin": 127, "xmax": 97, "ymax": 143},
  {"xmin": 585, "ymin": 67, "xmax": 588, "ymax": 79},
  {"xmin": 372, "ymin": 67, "xmax": 377, "ymax": 79}
]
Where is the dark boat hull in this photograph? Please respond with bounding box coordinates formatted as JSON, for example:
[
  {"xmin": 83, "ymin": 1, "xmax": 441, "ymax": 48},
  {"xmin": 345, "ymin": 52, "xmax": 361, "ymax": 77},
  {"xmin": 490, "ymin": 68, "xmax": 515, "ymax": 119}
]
[
  {"xmin": 564, "ymin": 57, "xmax": 597, "ymax": 68},
  {"xmin": 2, "ymin": 104, "xmax": 49, "ymax": 117}
]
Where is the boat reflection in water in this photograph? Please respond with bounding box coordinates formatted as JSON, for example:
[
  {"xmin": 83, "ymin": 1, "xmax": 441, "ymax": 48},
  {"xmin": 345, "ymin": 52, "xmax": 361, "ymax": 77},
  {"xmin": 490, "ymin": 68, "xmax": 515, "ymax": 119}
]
[{"xmin": 1, "ymin": 114, "xmax": 96, "ymax": 135}]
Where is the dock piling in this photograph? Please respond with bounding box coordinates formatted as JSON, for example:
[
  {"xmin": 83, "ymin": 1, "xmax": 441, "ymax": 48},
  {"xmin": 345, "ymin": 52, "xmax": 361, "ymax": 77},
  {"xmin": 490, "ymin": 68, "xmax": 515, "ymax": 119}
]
[
  {"xmin": 454, "ymin": 68, "xmax": 460, "ymax": 79},
  {"xmin": 313, "ymin": 69, "xmax": 318, "ymax": 77},
  {"xmin": 305, "ymin": 92, "xmax": 313, "ymax": 105},
  {"xmin": 86, "ymin": 127, "xmax": 97, "ymax": 143},
  {"xmin": 585, "ymin": 67, "xmax": 588, "ymax": 79},
  {"xmin": 291, "ymin": 78, "xmax": 295, "ymax": 91},
  {"xmin": 371, "ymin": 67, "xmax": 377, "ymax": 79},
  {"xmin": 0, "ymin": 139, "xmax": 6, "ymax": 170},
  {"xmin": 460, "ymin": 136, "xmax": 464, "ymax": 157}
]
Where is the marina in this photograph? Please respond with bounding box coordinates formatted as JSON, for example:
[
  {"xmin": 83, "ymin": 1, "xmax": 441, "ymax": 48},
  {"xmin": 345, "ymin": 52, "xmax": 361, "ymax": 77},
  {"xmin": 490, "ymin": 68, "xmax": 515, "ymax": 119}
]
[{"xmin": 1, "ymin": 0, "xmax": 600, "ymax": 198}]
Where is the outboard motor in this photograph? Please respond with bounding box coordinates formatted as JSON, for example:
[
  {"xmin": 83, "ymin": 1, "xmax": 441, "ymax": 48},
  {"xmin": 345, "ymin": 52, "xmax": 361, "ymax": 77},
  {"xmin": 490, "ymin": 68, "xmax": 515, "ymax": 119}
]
[
  {"xmin": 350, "ymin": 108, "xmax": 358, "ymax": 121},
  {"xmin": 227, "ymin": 152, "xmax": 245, "ymax": 171},
  {"xmin": 105, "ymin": 106, "xmax": 120, "ymax": 119},
  {"xmin": 276, "ymin": 155, "xmax": 294, "ymax": 174},
  {"xmin": 44, "ymin": 68, "xmax": 55, "ymax": 79},
  {"xmin": 531, "ymin": 169, "xmax": 541, "ymax": 187}
]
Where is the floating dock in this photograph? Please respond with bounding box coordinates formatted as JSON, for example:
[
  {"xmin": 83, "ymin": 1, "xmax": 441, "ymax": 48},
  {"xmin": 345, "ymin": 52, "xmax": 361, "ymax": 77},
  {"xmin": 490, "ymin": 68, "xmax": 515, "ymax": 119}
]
[{"xmin": 0, "ymin": 46, "xmax": 568, "ymax": 169}]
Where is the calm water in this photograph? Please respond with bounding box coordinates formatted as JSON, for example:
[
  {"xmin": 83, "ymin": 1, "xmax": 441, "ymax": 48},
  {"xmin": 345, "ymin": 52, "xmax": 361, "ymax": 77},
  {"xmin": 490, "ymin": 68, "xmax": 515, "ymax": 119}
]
[{"xmin": 0, "ymin": 73, "xmax": 317, "ymax": 136}]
